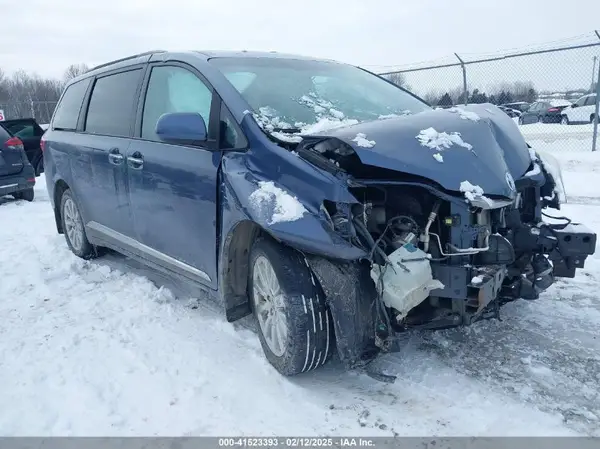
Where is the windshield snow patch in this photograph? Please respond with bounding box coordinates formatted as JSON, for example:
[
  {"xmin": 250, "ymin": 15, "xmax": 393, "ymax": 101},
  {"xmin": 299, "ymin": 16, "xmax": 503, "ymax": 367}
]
[
  {"xmin": 448, "ymin": 107, "xmax": 480, "ymax": 121},
  {"xmin": 352, "ymin": 133, "xmax": 376, "ymax": 148},
  {"xmin": 432, "ymin": 153, "xmax": 444, "ymax": 163},
  {"xmin": 416, "ymin": 127, "xmax": 473, "ymax": 151},
  {"xmin": 378, "ymin": 111, "xmax": 412, "ymax": 119},
  {"xmin": 249, "ymin": 181, "xmax": 307, "ymax": 224},
  {"xmin": 252, "ymin": 108, "xmax": 359, "ymax": 143},
  {"xmin": 459, "ymin": 180, "xmax": 491, "ymax": 204}
]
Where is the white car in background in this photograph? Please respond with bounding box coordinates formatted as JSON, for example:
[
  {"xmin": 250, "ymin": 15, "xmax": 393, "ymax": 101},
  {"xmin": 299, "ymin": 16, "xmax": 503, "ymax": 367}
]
[{"xmin": 560, "ymin": 94, "xmax": 597, "ymax": 125}]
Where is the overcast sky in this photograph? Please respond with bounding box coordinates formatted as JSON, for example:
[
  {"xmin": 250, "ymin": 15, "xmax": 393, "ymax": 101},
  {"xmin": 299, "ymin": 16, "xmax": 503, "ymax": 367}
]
[{"xmin": 3, "ymin": 0, "xmax": 600, "ymax": 86}]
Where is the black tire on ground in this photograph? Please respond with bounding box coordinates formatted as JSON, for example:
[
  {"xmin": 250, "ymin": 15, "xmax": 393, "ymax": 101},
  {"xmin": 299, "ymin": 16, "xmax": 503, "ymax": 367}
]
[
  {"xmin": 592, "ymin": 114, "xmax": 596, "ymax": 124},
  {"xmin": 561, "ymin": 115, "xmax": 570, "ymax": 125},
  {"xmin": 60, "ymin": 189, "xmax": 99, "ymax": 260},
  {"xmin": 13, "ymin": 188, "xmax": 34, "ymax": 202},
  {"xmin": 248, "ymin": 236, "xmax": 335, "ymax": 376},
  {"xmin": 518, "ymin": 116, "xmax": 524, "ymax": 125},
  {"xmin": 35, "ymin": 157, "xmax": 44, "ymax": 177}
]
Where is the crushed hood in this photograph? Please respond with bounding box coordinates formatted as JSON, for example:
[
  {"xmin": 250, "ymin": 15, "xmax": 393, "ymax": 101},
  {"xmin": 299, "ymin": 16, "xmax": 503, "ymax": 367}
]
[{"xmin": 305, "ymin": 104, "xmax": 531, "ymax": 199}]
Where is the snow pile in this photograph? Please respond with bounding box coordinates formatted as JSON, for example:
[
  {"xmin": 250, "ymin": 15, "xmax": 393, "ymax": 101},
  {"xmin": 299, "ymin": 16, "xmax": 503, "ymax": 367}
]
[
  {"xmin": 352, "ymin": 133, "xmax": 376, "ymax": 148},
  {"xmin": 448, "ymin": 107, "xmax": 480, "ymax": 121},
  {"xmin": 471, "ymin": 276, "xmax": 484, "ymax": 285},
  {"xmin": 460, "ymin": 180, "xmax": 491, "ymax": 205},
  {"xmin": 249, "ymin": 181, "xmax": 307, "ymax": 224},
  {"xmin": 302, "ymin": 117, "xmax": 359, "ymax": 135},
  {"xmin": 416, "ymin": 127, "xmax": 473, "ymax": 151}
]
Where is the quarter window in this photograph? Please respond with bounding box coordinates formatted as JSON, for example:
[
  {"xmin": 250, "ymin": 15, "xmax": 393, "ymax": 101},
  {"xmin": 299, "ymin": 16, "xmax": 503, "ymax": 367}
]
[{"xmin": 52, "ymin": 78, "xmax": 91, "ymax": 130}]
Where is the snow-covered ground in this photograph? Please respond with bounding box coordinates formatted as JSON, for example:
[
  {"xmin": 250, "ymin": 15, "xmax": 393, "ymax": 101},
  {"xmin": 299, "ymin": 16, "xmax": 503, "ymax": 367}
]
[{"xmin": 1, "ymin": 124, "xmax": 600, "ymax": 436}]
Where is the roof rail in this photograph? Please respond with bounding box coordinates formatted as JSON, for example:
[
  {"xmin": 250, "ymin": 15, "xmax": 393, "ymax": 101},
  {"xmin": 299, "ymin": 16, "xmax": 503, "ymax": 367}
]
[{"xmin": 87, "ymin": 50, "xmax": 166, "ymax": 73}]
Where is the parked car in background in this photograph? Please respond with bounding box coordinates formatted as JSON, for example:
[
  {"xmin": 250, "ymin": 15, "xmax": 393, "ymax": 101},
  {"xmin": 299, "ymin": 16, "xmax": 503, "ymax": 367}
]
[
  {"xmin": 0, "ymin": 122, "xmax": 36, "ymax": 201},
  {"xmin": 42, "ymin": 50, "xmax": 595, "ymax": 379},
  {"xmin": 0, "ymin": 118, "xmax": 46, "ymax": 175},
  {"xmin": 498, "ymin": 106, "xmax": 521, "ymax": 118},
  {"xmin": 560, "ymin": 94, "xmax": 597, "ymax": 124},
  {"xmin": 518, "ymin": 99, "xmax": 572, "ymax": 124},
  {"xmin": 501, "ymin": 102, "xmax": 530, "ymax": 113}
]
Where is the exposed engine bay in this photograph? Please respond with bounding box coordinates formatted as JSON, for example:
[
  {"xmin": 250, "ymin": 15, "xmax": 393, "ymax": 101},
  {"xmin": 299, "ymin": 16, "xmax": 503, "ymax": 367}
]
[{"xmin": 296, "ymin": 132, "xmax": 597, "ymax": 376}]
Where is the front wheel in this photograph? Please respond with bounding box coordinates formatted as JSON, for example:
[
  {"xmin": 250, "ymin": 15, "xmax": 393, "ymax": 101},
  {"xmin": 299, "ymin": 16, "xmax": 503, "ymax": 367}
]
[
  {"xmin": 561, "ymin": 115, "xmax": 570, "ymax": 125},
  {"xmin": 592, "ymin": 114, "xmax": 597, "ymax": 124},
  {"xmin": 249, "ymin": 237, "xmax": 334, "ymax": 376}
]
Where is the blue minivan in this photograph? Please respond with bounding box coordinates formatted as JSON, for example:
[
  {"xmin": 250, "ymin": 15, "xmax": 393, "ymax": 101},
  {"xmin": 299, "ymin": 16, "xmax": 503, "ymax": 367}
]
[{"xmin": 43, "ymin": 50, "xmax": 595, "ymax": 379}]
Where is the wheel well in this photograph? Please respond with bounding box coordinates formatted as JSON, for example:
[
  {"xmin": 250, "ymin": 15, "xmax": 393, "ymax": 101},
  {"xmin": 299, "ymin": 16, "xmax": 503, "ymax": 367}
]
[
  {"xmin": 53, "ymin": 180, "xmax": 69, "ymax": 234},
  {"xmin": 221, "ymin": 220, "xmax": 262, "ymax": 322}
]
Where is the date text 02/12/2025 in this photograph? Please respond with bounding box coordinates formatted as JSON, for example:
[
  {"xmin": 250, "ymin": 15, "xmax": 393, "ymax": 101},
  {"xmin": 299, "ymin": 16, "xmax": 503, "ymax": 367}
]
[{"xmin": 218, "ymin": 438, "xmax": 376, "ymax": 447}]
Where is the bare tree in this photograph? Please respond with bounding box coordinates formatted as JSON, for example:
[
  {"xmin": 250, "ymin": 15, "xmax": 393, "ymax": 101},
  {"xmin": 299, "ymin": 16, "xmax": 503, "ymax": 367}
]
[
  {"xmin": 63, "ymin": 63, "xmax": 89, "ymax": 84},
  {"xmin": 384, "ymin": 72, "xmax": 410, "ymax": 90}
]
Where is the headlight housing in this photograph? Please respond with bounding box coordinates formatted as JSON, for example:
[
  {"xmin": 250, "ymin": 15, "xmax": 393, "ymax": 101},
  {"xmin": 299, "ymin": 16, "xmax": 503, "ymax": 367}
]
[{"xmin": 535, "ymin": 149, "xmax": 567, "ymax": 204}]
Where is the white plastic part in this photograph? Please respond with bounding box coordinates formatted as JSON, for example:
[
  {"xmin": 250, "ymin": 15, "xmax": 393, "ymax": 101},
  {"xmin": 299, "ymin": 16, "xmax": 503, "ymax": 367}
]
[{"xmin": 370, "ymin": 243, "xmax": 445, "ymax": 321}]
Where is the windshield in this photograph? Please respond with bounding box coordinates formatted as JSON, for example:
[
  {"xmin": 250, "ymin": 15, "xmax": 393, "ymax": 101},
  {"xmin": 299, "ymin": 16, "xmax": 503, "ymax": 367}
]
[{"xmin": 209, "ymin": 57, "xmax": 429, "ymax": 136}]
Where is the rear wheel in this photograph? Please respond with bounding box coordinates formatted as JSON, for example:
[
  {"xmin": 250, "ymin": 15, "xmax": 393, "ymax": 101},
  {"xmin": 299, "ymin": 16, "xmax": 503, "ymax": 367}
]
[
  {"xmin": 249, "ymin": 237, "xmax": 334, "ymax": 376},
  {"xmin": 60, "ymin": 189, "xmax": 98, "ymax": 259},
  {"xmin": 591, "ymin": 114, "xmax": 597, "ymax": 124},
  {"xmin": 561, "ymin": 115, "xmax": 570, "ymax": 125},
  {"xmin": 13, "ymin": 188, "xmax": 34, "ymax": 202}
]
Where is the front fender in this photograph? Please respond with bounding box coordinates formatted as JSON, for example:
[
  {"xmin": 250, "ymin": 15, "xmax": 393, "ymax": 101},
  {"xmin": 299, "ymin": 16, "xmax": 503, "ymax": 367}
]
[{"xmin": 221, "ymin": 152, "xmax": 367, "ymax": 261}]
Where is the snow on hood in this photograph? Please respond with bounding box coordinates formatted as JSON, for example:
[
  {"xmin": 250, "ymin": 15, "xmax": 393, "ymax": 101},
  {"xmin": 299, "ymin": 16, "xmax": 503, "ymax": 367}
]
[{"xmin": 304, "ymin": 103, "xmax": 530, "ymax": 199}]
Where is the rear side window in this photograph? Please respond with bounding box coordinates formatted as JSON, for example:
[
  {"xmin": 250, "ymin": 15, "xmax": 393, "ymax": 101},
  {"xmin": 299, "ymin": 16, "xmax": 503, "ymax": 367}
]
[
  {"xmin": 85, "ymin": 69, "xmax": 142, "ymax": 137},
  {"xmin": 585, "ymin": 95, "xmax": 597, "ymax": 106},
  {"xmin": 52, "ymin": 78, "xmax": 91, "ymax": 130}
]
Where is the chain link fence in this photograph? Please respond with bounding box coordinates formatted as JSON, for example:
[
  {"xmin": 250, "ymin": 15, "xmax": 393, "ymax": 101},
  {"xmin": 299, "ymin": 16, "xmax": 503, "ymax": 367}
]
[
  {"xmin": 378, "ymin": 34, "xmax": 600, "ymax": 153},
  {"xmin": 0, "ymin": 100, "xmax": 58, "ymax": 125}
]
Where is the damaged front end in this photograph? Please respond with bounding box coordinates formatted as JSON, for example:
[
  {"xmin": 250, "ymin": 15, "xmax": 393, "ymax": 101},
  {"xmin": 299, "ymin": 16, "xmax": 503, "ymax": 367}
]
[{"xmin": 291, "ymin": 120, "xmax": 596, "ymax": 378}]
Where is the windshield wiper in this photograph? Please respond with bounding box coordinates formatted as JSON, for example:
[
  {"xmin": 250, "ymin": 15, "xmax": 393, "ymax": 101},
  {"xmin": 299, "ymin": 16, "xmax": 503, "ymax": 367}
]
[{"xmin": 272, "ymin": 127, "xmax": 301, "ymax": 134}]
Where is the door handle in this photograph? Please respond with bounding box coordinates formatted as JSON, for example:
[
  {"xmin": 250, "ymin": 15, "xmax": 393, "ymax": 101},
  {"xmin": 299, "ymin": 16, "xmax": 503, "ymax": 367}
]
[
  {"xmin": 108, "ymin": 148, "xmax": 124, "ymax": 165},
  {"xmin": 127, "ymin": 152, "xmax": 144, "ymax": 169}
]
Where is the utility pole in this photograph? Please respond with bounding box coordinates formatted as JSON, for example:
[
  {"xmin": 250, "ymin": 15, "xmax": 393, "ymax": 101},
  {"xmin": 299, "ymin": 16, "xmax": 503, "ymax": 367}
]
[{"xmin": 593, "ymin": 56, "xmax": 598, "ymax": 93}]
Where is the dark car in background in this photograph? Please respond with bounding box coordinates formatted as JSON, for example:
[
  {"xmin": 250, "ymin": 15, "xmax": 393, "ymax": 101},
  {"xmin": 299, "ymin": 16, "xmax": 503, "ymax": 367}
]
[
  {"xmin": 518, "ymin": 99, "xmax": 572, "ymax": 124},
  {"xmin": 498, "ymin": 106, "xmax": 521, "ymax": 118},
  {"xmin": 502, "ymin": 102, "xmax": 530, "ymax": 113},
  {"xmin": 0, "ymin": 122, "xmax": 36, "ymax": 201},
  {"xmin": 42, "ymin": 50, "xmax": 595, "ymax": 380},
  {"xmin": 0, "ymin": 118, "xmax": 46, "ymax": 175}
]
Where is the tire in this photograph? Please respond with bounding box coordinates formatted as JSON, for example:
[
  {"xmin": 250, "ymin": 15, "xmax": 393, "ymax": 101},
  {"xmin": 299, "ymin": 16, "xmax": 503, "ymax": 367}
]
[
  {"xmin": 592, "ymin": 114, "xmax": 596, "ymax": 124},
  {"xmin": 248, "ymin": 237, "xmax": 334, "ymax": 376},
  {"xmin": 561, "ymin": 115, "xmax": 570, "ymax": 125},
  {"xmin": 538, "ymin": 115, "xmax": 544, "ymax": 123},
  {"xmin": 13, "ymin": 188, "xmax": 34, "ymax": 202},
  {"xmin": 34, "ymin": 157, "xmax": 44, "ymax": 177},
  {"xmin": 518, "ymin": 116, "xmax": 524, "ymax": 125},
  {"xmin": 60, "ymin": 189, "xmax": 98, "ymax": 259}
]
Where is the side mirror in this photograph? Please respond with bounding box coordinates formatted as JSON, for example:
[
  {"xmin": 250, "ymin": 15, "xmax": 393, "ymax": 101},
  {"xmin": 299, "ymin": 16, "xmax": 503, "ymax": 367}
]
[
  {"xmin": 155, "ymin": 112, "xmax": 207, "ymax": 145},
  {"xmin": 571, "ymin": 104, "xmax": 578, "ymax": 108}
]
